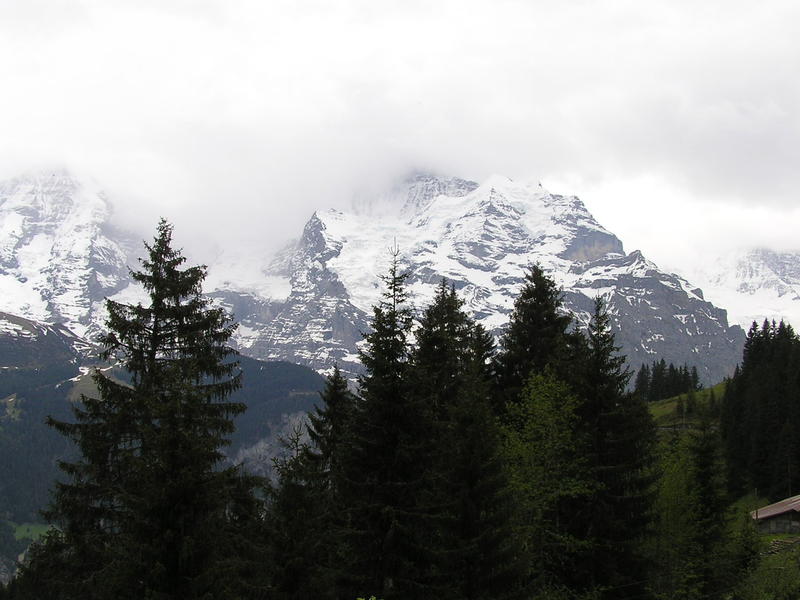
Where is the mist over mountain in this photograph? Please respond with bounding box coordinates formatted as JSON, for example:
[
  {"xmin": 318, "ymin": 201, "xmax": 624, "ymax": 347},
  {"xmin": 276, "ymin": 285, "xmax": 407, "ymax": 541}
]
[
  {"xmin": 0, "ymin": 169, "xmax": 758, "ymax": 384},
  {"xmin": 679, "ymin": 247, "xmax": 800, "ymax": 331}
]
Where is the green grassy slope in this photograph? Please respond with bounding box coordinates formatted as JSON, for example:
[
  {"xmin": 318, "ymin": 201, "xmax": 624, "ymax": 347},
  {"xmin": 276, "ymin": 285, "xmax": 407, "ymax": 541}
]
[{"xmin": 649, "ymin": 381, "xmax": 727, "ymax": 429}]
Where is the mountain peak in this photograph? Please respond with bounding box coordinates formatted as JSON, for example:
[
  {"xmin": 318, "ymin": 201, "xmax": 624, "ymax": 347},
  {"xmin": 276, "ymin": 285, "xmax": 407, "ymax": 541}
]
[
  {"xmin": 0, "ymin": 168, "xmax": 110, "ymax": 225},
  {"xmin": 400, "ymin": 172, "xmax": 479, "ymax": 216},
  {"xmin": 0, "ymin": 171, "xmax": 132, "ymax": 339},
  {"xmin": 0, "ymin": 167, "xmax": 747, "ymax": 385},
  {"xmin": 350, "ymin": 172, "xmax": 479, "ymax": 218},
  {"xmin": 678, "ymin": 246, "xmax": 800, "ymax": 328}
]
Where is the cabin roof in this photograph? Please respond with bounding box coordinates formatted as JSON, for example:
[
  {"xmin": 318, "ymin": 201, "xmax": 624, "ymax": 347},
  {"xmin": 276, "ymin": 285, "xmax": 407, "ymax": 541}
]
[{"xmin": 751, "ymin": 494, "xmax": 800, "ymax": 521}]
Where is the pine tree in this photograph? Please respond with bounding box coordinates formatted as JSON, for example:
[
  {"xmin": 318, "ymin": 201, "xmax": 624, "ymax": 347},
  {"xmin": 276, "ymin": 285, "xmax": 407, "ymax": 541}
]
[
  {"xmin": 445, "ymin": 325, "xmax": 526, "ymax": 600},
  {"xmin": 574, "ymin": 297, "xmax": 656, "ymax": 599},
  {"xmin": 721, "ymin": 319, "xmax": 800, "ymax": 500},
  {"xmin": 666, "ymin": 363, "xmax": 679, "ymax": 398},
  {"xmin": 650, "ymin": 359, "xmax": 667, "ymax": 401},
  {"xmin": 690, "ymin": 365, "xmax": 701, "ymax": 391},
  {"xmin": 493, "ymin": 264, "xmax": 575, "ymax": 411},
  {"xmin": 18, "ymin": 220, "xmax": 263, "ymax": 599},
  {"xmin": 306, "ymin": 366, "xmax": 358, "ymax": 508},
  {"xmin": 408, "ymin": 281, "xmax": 525, "ymax": 599},
  {"xmin": 339, "ymin": 252, "xmax": 433, "ymax": 600},
  {"xmin": 305, "ymin": 366, "xmax": 359, "ymax": 594},
  {"xmin": 639, "ymin": 359, "xmax": 702, "ymax": 402},
  {"xmin": 408, "ymin": 280, "xmax": 473, "ymax": 421},
  {"xmin": 721, "ymin": 368, "xmax": 748, "ymax": 495},
  {"xmin": 687, "ymin": 416, "xmax": 730, "ymax": 598},
  {"xmin": 650, "ymin": 419, "xmax": 732, "ymax": 600},
  {"xmin": 403, "ymin": 280, "xmax": 473, "ymax": 596},
  {"xmin": 268, "ymin": 426, "xmax": 330, "ymax": 600},
  {"xmin": 634, "ymin": 363, "xmax": 651, "ymax": 401},
  {"xmin": 267, "ymin": 366, "xmax": 358, "ymax": 600}
]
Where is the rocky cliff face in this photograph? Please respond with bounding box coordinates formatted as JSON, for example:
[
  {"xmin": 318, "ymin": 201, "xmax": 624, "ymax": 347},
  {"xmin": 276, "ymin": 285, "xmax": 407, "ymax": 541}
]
[
  {"xmin": 0, "ymin": 311, "xmax": 84, "ymax": 368},
  {"xmin": 239, "ymin": 174, "xmax": 744, "ymax": 383},
  {"xmin": 0, "ymin": 170, "xmax": 746, "ymax": 383},
  {"xmin": 0, "ymin": 170, "xmax": 136, "ymax": 342}
]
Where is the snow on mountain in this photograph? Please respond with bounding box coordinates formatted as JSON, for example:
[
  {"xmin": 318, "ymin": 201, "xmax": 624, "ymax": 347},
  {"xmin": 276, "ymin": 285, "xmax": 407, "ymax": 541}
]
[
  {"xmin": 247, "ymin": 173, "xmax": 744, "ymax": 383},
  {"xmin": 0, "ymin": 170, "xmax": 137, "ymax": 341},
  {"xmin": 680, "ymin": 248, "xmax": 800, "ymax": 330},
  {"xmin": 0, "ymin": 311, "xmax": 85, "ymax": 372},
  {"xmin": 0, "ymin": 169, "xmax": 291, "ymax": 352},
  {"xmin": 311, "ymin": 174, "xmax": 623, "ymax": 322},
  {"xmin": 0, "ymin": 169, "xmax": 747, "ymax": 384}
]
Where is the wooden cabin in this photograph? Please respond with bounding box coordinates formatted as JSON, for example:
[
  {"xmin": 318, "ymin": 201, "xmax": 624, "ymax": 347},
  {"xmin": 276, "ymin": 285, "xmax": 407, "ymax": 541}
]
[{"xmin": 751, "ymin": 494, "xmax": 800, "ymax": 534}]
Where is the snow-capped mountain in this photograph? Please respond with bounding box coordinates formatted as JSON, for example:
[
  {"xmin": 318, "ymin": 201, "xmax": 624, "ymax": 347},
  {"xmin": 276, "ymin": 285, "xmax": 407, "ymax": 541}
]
[
  {"xmin": 680, "ymin": 248, "xmax": 800, "ymax": 330},
  {"xmin": 240, "ymin": 173, "xmax": 744, "ymax": 383},
  {"xmin": 0, "ymin": 170, "xmax": 137, "ymax": 341},
  {"xmin": 0, "ymin": 170, "xmax": 746, "ymax": 384},
  {"xmin": 0, "ymin": 311, "xmax": 84, "ymax": 372}
]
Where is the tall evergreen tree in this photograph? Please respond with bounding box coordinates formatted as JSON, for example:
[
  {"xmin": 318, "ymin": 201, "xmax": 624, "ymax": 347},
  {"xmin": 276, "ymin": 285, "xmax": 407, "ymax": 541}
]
[
  {"xmin": 721, "ymin": 367, "xmax": 748, "ymax": 495},
  {"xmin": 267, "ymin": 366, "xmax": 358, "ymax": 600},
  {"xmin": 666, "ymin": 363, "xmax": 678, "ymax": 398},
  {"xmin": 268, "ymin": 427, "xmax": 330, "ymax": 600},
  {"xmin": 634, "ymin": 363, "xmax": 651, "ymax": 401},
  {"xmin": 339, "ymin": 252, "xmax": 434, "ymax": 600},
  {"xmin": 650, "ymin": 419, "xmax": 732, "ymax": 600},
  {"xmin": 493, "ymin": 264, "xmax": 575, "ymax": 411},
  {"xmin": 446, "ymin": 325, "xmax": 526, "ymax": 600},
  {"xmin": 574, "ymin": 297, "xmax": 656, "ymax": 599},
  {"xmin": 306, "ymin": 365, "xmax": 358, "ymax": 507},
  {"xmin": 15, "ymin": 220, "xmax": 263, "ymax": 599},
  {"xmin": 690, "ymin": 365, "xmax": 701, "ymax": 392},
  {"xmin": 408, "ymin": 280, "xmax": 473, "ymax": 421},
  {"xmin": 635, "ymin": 359, "xmax": 702, "ymax": 403},
  {"xmin": 722, "ymin": 319, "xmax": 800, "ymax": 500},
  {"xmin": 408, "ymin": 281, "xmax": 525, "ymax": 599},
  {"xmin": 650, "ymin": 359, "xmax": 667, "ymax": 401},
  {"xmin": 687, "ymin": 416, "xmax": 730, "ymax": 598}
]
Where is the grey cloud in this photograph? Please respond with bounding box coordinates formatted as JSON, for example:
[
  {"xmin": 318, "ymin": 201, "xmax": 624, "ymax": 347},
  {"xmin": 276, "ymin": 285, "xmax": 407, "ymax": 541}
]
[{"xmin": 0, "ymin": 0, "xmax": 798, "ymax": 260}]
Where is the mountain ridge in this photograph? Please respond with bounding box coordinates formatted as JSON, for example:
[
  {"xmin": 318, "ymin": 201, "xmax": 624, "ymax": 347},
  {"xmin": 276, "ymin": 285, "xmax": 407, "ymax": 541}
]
[
  {"xmin": 0, "ymin": 169, "xmax": 747, "ymax": 383},
  {"xmin": 236, "ymin": 172, "xmax": 744, "ymax": 383},
  {"xmin": 680, "ymin": 247, "xmax": 800, "ymax": 330}
]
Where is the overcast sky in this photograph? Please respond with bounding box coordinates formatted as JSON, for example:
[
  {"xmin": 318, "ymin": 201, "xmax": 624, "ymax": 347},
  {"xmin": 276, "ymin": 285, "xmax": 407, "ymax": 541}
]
[{"xmin": 0, "ymin": 0, "xmax": 798, "ymax": 272}]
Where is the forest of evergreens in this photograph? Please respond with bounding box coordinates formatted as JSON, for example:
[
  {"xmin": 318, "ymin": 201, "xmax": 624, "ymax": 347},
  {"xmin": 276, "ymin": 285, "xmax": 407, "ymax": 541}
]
[
  {"xmin": 633, "ymin": 359, "xmax": 702, "ymax": 403},
  {"xmin": 722, "ymin": 320, "xmax": 800, "ymax": 501},
  {"xmin": 2, "ymin": 221, "xmax": 800, "ymax": 599}
]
